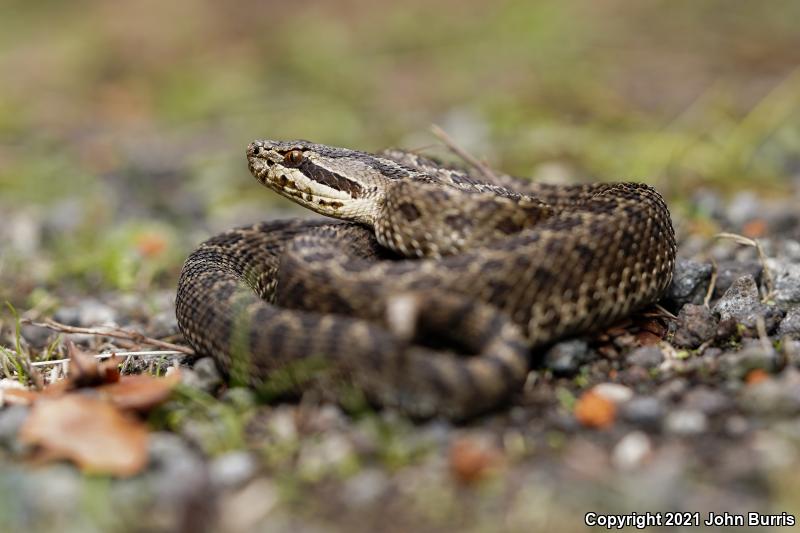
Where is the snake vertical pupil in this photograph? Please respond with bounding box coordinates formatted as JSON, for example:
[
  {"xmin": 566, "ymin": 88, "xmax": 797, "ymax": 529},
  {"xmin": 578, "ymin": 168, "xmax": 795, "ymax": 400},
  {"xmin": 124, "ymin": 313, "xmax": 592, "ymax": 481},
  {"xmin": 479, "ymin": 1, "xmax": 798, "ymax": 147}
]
[{"xmin": 285, "ymin": 150, "xmax": 304, "ymax": 165}]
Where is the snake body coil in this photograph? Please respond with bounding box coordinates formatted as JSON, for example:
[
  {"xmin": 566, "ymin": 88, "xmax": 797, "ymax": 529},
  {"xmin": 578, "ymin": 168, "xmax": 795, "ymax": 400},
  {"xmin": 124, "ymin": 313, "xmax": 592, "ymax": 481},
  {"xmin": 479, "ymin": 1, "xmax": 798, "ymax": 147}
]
[{"xmin": 176, "ymin": 140, "xmax": 676, "ymax": 418}]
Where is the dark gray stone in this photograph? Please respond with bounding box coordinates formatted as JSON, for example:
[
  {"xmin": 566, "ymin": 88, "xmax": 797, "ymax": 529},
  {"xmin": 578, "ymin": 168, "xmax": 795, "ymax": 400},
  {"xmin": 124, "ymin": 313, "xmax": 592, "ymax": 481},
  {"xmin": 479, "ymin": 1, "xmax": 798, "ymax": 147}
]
[
  {"xmin": 666, "ymin": 259, "xmax": 713, "ymax": 307},
  {"xmin": 664, "ymin": 409, "xmax": 708, "ymax": 435},
  {"xmin": 713, "ymin": 275, "xmax": 760, "ymax": 321},
  {"xmin": 191, "ymin": 357, "xmax": 223, "ymax": 393},
  {"xmin": 621, "ymin": 396, "xmax": 665, "ymax": 429},
  {"xmin": 20, "ymin": 324, "xmax": 53, "ymax": 349},
  {"xmin": 767, "ymin": 259, "xmax": 800, "ymax": 309},
  {"xmin": 682, "ymin": 387, "xmax": 731, "ymax": 416},
  {"xmin": 656, "ymin": 378, "xmax": 689, "ymax": 401},
  {"xmin": 626, "ymin": 346, "xmax": 664, "ymax": 368},
  {"xmin": 778, "ymin": 307, "xmax": 800, "ymax": 338},
  {"xmin": 713, "ymin": 260, "xmax": 762, "ymax": 299},
  {"xmin": 672, "ymin": 304, "xmax": 718, "ymax": 349},
  {"xmin": 713, "ymin": 275, "xmax": 783, "ymax": 334},
  {"xmin": 543, "ymin": 339, "xmax": 592, "ymax": 376},
  {"xmin": 719, "ymin": 343, "xmax": 780, "ymax": 379},
  {"xmin": 54, "ymin": 299, "xmax": 117, "ymax": 328},
  {"xmin": 739, "ymin": 370, "xmax": 800, "ymax": 415},
  {"xmin": 0, "ymin": 405, "xmax": 29, "ymax": 454}
]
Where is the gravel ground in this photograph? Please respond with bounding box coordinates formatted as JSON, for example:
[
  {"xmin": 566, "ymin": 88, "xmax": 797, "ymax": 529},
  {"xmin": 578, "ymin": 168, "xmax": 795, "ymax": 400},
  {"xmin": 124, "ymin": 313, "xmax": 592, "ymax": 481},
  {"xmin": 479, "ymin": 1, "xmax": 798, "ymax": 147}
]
[{"xmin": 1, "ymin": 186, "xmax": 800, "ymax": 533}]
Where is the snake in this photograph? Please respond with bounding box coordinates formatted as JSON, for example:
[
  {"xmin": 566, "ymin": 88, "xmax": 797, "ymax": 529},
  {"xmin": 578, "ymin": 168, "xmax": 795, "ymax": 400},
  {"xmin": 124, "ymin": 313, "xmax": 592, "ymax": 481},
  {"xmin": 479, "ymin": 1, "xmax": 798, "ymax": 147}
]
[{"xmin": 175, "ymin": 140, "xmax": 676, "ymax": 419}]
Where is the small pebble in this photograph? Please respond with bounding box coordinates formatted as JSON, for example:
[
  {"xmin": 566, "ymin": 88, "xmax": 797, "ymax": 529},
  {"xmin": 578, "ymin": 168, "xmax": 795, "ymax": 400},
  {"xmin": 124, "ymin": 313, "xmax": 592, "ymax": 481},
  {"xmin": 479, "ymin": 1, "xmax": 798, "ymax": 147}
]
[
  {"xmin": 143, "ymin": 432, "xmax": 211, "ymax": 521},
  {"xmin": 542, "ymin": 339, "xmax": 592, "ymax": 376},
  {"xmin": 719, "ymin": 343, "xmax": 779, "ymax": 379},
  {"xmin": 656, "ymin": 378, "xmax": 689, "ymax": 402},
  {"xmin": 626, "ymin": 346, "xmax": 664, "ymax": 368},
  {"xmin": 664, "ymin": 410, "xmax": 708, "ymax": 435},
  {"xmin": 713, "ymin": 260, "xmax": 762, "ymax": 299},
  {"xmin": 713, "ymin": 275, "xmax": 761, "ymax": 322},
  {"xmin": 682, "ymin": 387, "xmax": 731, "ymax": 416},
  {"xmin": 621, "ymin": 396, "xmax": 665, "ymax": 429},
  {"xmin": 612, "ymin": 431, "xmax": 652, "ymax": 471},
  {"xmin": 77, "ymin": 299, "xmax": 118, "ymax": 326},
  {"xmin": 767, "ymin": 259, "xmax": 800, "ymax": 309},
  {"xmin": 725, "ymin": 415, "xmax": 749, "ymax": 436},
  {"xmin": 0, "ymin": 405, "xmax": 30, "ymax": 454},
  {"xmin": 342, "ymin": 468, "xmax": 389, "ymax": 507},
  {"xmin": 592, "ymin": 383, "xmax": 634, "ymax": 404},
  {"xmin": 726, "ymin": 191, "xmax": 762, "ymax": 227},
  {"xmin": 671, "ymin": 304, "xmax": 718, "ymax": 349},
  {"xmin": 297, "ymin": 433, "xmax": 355, "ymax": 480},
  {"xmin": 778, "ymin": 307, "xmax": 800, "ymax": 338},
  {"xmin": 209, "ymin": 451, "xmax": 259, "ymax": 490},
  {"xmin": 190, "ymin": 357, "xmax": 223, "ymax": 393},
  {"xmin": 268, "ymin": 407, "xmax": 298, "ymax": 443},
  {"xmin": 739, "ymin": 370, "xmax": 800, "ymax": 415}
]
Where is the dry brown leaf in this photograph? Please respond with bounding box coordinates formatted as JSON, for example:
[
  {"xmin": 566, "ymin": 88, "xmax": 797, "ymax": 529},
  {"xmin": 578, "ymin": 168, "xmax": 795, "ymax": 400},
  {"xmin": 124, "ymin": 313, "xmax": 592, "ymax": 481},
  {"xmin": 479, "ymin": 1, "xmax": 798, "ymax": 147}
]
[
  {"xmin": 638, "ymin": 318, "xmax": 667, "ymax": 337},
  {"xmin": 98, "ymin": 371, "xmax": 181, "ymax": 412},
  {"xmin": 574, "ymin": 391, "xmax": 616, "ymax": 429},
  {"xmin": 1, "ymin": 387, "xmax": 40, "ymax": 406},
  {"xmin": 635, "ymin": 331, "xmax": 662, "ymax": 346},
  {"xmin": 65, "ymin": 341, "xmax": 123, "ymax": 388},
  {"xmin": 19, "ymin": 394, "xmax": 149, "ymax": 476}
]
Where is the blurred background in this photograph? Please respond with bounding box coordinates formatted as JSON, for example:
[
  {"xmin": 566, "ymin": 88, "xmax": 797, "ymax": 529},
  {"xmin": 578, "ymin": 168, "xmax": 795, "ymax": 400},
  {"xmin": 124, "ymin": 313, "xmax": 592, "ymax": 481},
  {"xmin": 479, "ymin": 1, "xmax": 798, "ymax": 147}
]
[{"xmin": 1, "ymin": 0, "xmax": 799, "ymax": 305}]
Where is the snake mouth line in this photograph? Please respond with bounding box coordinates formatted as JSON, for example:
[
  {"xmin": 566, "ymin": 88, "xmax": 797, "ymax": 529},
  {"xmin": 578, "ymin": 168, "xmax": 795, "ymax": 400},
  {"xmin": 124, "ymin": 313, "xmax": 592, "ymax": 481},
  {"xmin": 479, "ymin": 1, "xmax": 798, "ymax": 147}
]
[{"xmin": 271, "ymin": 182, "xmax": 346, "ymax": 210}]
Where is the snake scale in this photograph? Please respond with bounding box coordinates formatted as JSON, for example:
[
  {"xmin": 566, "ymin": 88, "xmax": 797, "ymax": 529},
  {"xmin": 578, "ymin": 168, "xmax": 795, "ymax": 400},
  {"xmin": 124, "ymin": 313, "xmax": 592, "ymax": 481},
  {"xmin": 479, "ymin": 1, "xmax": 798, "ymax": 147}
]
[{"xmin": 175, "ymin": 140, "xmax": 676, "ymax": 419}]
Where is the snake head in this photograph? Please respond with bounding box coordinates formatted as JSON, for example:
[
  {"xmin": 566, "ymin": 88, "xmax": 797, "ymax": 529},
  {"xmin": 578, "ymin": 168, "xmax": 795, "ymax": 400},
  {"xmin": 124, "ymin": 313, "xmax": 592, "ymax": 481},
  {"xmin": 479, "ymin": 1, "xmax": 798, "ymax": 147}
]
[{"xmin": 247, "ymin": 139, "xmax": 417, "ymax": 225}]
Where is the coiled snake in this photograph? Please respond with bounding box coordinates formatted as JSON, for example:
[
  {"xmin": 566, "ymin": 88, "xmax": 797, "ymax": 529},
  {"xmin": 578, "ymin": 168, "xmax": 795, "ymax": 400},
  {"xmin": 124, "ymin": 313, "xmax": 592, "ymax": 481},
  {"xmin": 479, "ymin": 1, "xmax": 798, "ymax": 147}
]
[{"xmin": 176, "ymin": 140, "xmax": 676, "ymax": 418}]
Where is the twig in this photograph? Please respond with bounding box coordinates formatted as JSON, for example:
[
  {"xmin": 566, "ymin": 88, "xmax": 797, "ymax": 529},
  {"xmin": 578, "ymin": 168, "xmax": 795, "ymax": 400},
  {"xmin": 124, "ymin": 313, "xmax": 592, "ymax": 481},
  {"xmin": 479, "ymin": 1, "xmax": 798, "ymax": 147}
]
[
  {"xmin": 714, "ymin": 232, "xmax": 775, "ymax": 302},
  {"xmin": 430, "ymin": 124, "xmax": 500, "ymax": 182},
  {"xmin": 652, "ymin": 304, "xmax": 678, "ymax": 320},
  {"xmin": 703, "ymin": 259, "xmax": 718, "ymax": 308},
  {"xmin": 21, "ymin": 318, "xmax": 194, "ymax": 355},
  {"xmin": 29, "ymin": 350, "xmax": 186, "ymax": 368}
]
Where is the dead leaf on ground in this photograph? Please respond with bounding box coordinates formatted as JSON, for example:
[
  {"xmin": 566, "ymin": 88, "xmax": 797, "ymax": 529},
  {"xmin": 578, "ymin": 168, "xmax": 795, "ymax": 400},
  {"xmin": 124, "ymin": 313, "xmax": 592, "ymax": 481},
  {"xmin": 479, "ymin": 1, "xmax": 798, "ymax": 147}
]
[
  {"xmin": 98, "ymin": 370, "xmax": 181, "ymax": 413},
  {"xmin": 19, "ymin": 394, "xmax": 149, "ymax": 476},
  {"xmin": 65, "ymin": 341, "xmax": 121, "ymax": 388},
  {"xmin": 0, "ymin": 387, "xmax": 40, "ymax": 406},
  {"xmin": 635, "ymin": 330, "xmax": 662, "ymax": 346}
]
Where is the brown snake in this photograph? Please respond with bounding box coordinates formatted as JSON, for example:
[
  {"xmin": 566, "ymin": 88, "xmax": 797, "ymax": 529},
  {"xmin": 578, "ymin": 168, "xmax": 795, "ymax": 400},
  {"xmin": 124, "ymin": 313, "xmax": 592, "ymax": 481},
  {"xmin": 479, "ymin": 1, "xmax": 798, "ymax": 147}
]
[{"xmin": 175, "ymin": 140, "xmax": 676, "ymax": 418}]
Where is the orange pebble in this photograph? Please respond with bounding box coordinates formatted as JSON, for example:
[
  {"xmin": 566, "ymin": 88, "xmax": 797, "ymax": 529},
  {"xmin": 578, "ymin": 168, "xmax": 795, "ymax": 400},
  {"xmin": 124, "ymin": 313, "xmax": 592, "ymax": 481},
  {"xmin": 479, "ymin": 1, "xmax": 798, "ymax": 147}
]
[{"xmin": 574, "ymin": 391, "xmax": 616, "ymax": 429}]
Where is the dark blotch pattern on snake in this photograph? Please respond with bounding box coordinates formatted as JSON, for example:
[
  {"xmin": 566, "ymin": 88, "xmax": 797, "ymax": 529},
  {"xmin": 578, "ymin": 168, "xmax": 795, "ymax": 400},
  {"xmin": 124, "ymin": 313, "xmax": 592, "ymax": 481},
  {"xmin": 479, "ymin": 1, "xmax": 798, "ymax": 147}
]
[{"xmin": 175, "ymin": 140, "xmax": 676, "ymax": 419}]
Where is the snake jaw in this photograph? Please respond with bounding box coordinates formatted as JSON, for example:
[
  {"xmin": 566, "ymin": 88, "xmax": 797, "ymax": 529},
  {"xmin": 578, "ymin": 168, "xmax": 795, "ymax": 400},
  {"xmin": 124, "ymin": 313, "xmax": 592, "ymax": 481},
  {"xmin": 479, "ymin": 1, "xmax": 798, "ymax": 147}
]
[{"xmin": 247, "ymin": 139, "xmax": 401, "ymax": 226}]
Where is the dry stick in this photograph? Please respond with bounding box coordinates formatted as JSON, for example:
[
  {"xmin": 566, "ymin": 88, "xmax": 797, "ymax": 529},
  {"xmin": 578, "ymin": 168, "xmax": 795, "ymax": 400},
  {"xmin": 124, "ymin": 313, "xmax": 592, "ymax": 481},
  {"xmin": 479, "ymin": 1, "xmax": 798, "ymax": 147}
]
[
  {"xmin": 20, "ymin": 318, "xmax": 194, "ymax": 355},
  {"xmin": 652, "ymin": 304, "xmax": 678, "ymax": 320},
  {"xmin": 703, "ymin": 259, "xmax": 718, "ymax": 308},
  {"xmin": 430, "ymin": 124, "xmax": 500, "ymax": 183},
  {"xmin": 715, "ymin": 232, "xmax": 775, "ymax": 301},
  {"xmin": 29, "ymin": 350, "xmax": 185, "ymax": 368}
]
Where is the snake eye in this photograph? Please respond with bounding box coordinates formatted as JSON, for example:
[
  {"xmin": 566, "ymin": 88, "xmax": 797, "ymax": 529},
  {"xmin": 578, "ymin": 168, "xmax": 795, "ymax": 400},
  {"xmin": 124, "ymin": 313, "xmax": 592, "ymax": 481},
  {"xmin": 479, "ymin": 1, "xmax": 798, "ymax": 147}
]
[{"xmin": 284, "ymin": 150, "xmax": 304, "ymax": 165}]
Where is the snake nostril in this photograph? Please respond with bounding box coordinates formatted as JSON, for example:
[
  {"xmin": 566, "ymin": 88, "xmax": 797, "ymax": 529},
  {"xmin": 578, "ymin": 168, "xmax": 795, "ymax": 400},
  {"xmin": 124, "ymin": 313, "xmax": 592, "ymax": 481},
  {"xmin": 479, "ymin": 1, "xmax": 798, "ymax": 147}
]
[{"xmin": 248, "ymin": 143, "xmax": 262, "ymax": 157}]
